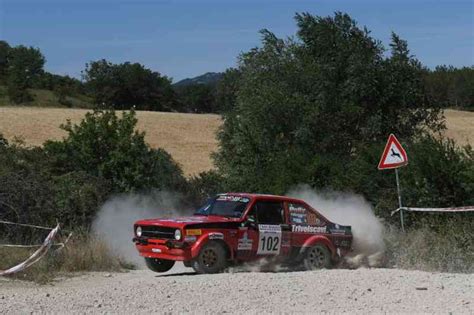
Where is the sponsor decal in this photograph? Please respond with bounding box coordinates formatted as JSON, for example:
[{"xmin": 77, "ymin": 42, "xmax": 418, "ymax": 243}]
[
  {"xmin": 184, "ymin": 235, "xmax": 197, "ymax": 242},
  {"xmin": 292, "ymin": 225, "xmax": 327, "ymax": 233},
  {"xmin": 237, "ymin": 232, "xmax": 253, "ymax": 250},
  {"xmin": 208, "ymin": 232, "xmax": 224, "ymax": 240},
  {"xmin": 258, "ymin": 224, "xmax": 282, "ymax": 233},
  {"xmin": 329, "ymin": 224, "xmax": 346, "ymax": 235},
  {"xmin": 307, "ymin": 212, "xmax": 319, "ymax": 225},
  {"xmin": 257, "ymin": 225, "xmax": 282, "ymax": 255},
  {"xmin": 291, "ymin": 216, "xmax": 305, "ymax": 224},
  {"xmin": 151, "ymin": 248, "xmax": 162, "ymax": 253},
  {"xmin": 289, "ymin": 205, "xmax": 306, "ymax": 213},
  {"xmin": 329, "ymin": 229, "xmax": 346, "ymax": 235},
  {"xmin": 186, "ymin": 229, "xmax": 202, "ymax": 236},
  {"xmin": 217, "ymin": 195, "xmax": 250, "ymax": 203}
]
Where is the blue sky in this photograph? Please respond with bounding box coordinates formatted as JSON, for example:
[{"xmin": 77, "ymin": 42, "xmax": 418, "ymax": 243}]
[{"xmin": 1, "ymin": 0, "xmax": 473, "ymax": 82}]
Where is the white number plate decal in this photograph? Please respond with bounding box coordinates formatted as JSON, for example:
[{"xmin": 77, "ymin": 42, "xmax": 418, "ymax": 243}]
[{"xmin": 257, "ymin": 224, "xmax": 282, "ymax": 255}]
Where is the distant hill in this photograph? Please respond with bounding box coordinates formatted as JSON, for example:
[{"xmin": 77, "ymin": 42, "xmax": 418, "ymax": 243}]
[{"xmin": 173, "ymin": 72, "xmax": 223, "ymax": 88}]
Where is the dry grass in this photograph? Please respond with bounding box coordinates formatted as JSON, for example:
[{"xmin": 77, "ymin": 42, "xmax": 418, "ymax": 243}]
[
  {"xmin": 0, "ymin": 233, "xmax": 127, "ymax": 283},
  {"xmin": 0, "ymin": 107, "xmax": 222, "ymax": 176},
  {"xmin": 383, "ymin": 224, "xmax": 473, "ymax": 273},
  {"xmin": 443, "ymin": 109, "xmax": 474, "ymax": 146},
  {"xmin": 0, "ymin": 107, "xmax": 471, "ymax": 176}
]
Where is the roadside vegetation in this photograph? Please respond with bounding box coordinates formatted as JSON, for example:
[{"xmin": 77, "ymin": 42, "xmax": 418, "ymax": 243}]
[
  {"xmin": 0, "ymin": 12, "xmax": 472, "ymax": 281},
  {"xmin": 0, "ymin": 232, "xmax": 127, "ymax": 283}
]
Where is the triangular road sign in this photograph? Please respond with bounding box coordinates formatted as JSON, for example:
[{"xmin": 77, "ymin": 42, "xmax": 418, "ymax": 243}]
[{"xmin": 378, "ymin": 134, "xmax": 408, "ymax": 170}]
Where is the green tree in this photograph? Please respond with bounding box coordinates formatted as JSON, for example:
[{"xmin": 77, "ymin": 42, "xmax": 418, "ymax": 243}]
[
  {"xmin": 0, "ymin": 40, "xmax": 10, "ymax": 84},
  {"xmin": 44, "ymin": 109, "xmax": 187, "ymax": 193},
  {"xmin": 83, "ymin": 59, "xmax": 178, "ymax": 111},
  {"xmin": 424, "ymin": 66, "xmax": 474, "ymax": 110},
  {"xmin": 215, "ymin": 68, "xmax": 241, "ymax": 112},
  {"xmin": 175, "ymin": 83, "xmax": 216, "ymax": 113},
  {"xmin": 215, "ymin": 12, "xmax": 444, "ymax": 194},
  {"xmin": 6, "ymin": 45, "xmax": 45, "ymax": 103}
]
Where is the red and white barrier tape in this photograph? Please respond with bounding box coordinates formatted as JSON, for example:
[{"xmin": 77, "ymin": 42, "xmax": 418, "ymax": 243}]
[
  {"xmin": 391, "ymin": 206, "xmax": 474, "ymax": 216},
  {"xmin": 0, "ymin": 224, "xmax": 60, "ymax": 276}
]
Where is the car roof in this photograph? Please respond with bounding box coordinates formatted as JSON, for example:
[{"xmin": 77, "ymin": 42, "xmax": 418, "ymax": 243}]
[{"xmin": 218, "ymin": 192, "xmax": 305, "ymax": 204}]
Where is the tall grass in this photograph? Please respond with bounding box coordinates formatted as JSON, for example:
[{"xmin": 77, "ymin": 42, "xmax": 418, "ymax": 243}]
[
  {"xmin": 383, "ymin": 221, "xmax": 473, "ymax": 273},
  {"xmin": 0, "ymin": 232, "xmax": 132, "ymax": 283}
]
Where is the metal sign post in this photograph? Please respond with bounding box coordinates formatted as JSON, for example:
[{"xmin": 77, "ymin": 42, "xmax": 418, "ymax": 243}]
[
  {"xmin": 378, "ymin": 134, "xmax": 408, "ymax": 232},
  {"xmin": 395, "ymin": 168, "xmax": 405, "ymax": 232}
]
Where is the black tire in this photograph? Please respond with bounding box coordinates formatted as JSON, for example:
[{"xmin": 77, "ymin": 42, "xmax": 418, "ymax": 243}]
[
  {"xmin": 144, "ymin": 258, "xmax": 175, "ymax": 273},
  {"xmin": 303, "ymin": 244, "xmax": 331, "ymax": 270},
  {"xmin": 192, "ymin": 241, "xmax": 228, "ymax": 274}
]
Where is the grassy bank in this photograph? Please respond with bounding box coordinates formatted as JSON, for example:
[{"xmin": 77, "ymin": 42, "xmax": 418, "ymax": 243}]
[{"xmin": 0, "ymin": 86, "xmax": 93, "ymax": 109}]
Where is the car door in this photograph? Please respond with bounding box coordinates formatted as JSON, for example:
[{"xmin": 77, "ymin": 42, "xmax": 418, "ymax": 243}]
[{"xmin": 236, "ymin": 199, "xmax": 291, "ymax": 259}]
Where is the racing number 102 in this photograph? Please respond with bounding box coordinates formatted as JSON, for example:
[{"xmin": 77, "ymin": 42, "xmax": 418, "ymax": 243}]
[{"xmin": 260, "ymin": 236, "xmax": 279, "ymax": 252}]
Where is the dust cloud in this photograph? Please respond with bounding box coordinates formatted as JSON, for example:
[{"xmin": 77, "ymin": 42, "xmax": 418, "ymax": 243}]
[
  {"xmin": 92, "ymin": 191, "xmax": 189, "ymax": 267},
  {"xmin": 287, "ymin": 185, "xmax": 385, "ymax": 267}
]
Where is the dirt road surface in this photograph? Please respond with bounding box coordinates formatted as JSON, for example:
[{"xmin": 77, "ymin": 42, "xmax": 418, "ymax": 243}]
[{"xmin": 0, "ymin": 264, "xmax": 472, "ymax": 314}]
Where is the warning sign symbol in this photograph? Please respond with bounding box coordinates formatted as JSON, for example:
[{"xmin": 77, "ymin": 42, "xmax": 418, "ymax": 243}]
[{"xmin": 378, "ymin": 134, "xmax": 408, "ymax": 170}]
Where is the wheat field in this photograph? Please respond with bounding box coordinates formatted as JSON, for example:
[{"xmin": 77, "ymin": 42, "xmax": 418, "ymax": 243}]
[{"xmin": 0, "ymin": 107, "xmax": 471, "ymax": 176}]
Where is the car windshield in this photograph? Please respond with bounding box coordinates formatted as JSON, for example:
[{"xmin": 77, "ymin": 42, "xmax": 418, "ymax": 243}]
[{"xmin": 194, "ymin": 195, "xmax": 250, "ymax": 218}]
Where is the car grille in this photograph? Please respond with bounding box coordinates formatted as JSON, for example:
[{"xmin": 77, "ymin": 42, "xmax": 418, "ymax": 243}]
[{"xmin": 141, "ymin": 226, "xmax": 175, "ymax": 239}]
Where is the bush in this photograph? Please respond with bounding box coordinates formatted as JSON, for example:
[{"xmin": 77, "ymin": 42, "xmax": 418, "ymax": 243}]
[
  {"xmin": 53, "ymin": 172, "xmax": 112, "ymax": 228},
  {"xmin": 44, "ymin": 109, "xmax": 187, "ymax": 193},
  {"xmin": 0, "ymin": 144, "xmax": 111, "ymax": 241},
  {"xmin": 1, "ymin": 109, "xmax": 190, "ymax": 242},
  {"xmin": 344, "ymin": 135, "xmax": 474, "ymax": 226}
]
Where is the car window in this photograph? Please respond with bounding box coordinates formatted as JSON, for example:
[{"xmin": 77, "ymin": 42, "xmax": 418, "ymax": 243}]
[
  {"xmin": 194, "ymin": 195, "xmax": 250, "ymax": 217},
  {"xmin": 288, "ymin": 203, "xmax": 321, "ymax": 225},
  {"xmin": 253, "ymin": 201, "xmax": 284, "ymax": 224}
]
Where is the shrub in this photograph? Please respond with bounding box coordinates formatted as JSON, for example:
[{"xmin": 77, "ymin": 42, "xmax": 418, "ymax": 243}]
[
  {"xmin": 0, "ymin": 144, "xmax": 112, "ymax": 241},
  {"xmin": 344, "ymin": 135, "xmax": 474, "ymax": 226},
  {"xmin": 44, "ymin": 109, "xmax": 187, "ymax": 193}
]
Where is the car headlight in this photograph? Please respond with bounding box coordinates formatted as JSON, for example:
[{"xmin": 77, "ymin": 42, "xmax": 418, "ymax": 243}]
[
  {"xmin": 136, "ymin": 226, "xmax": 142, "ymax": 237},
  {"xmin": 174, "ymin": 229, "xmax": 182, "ymax": 241}
]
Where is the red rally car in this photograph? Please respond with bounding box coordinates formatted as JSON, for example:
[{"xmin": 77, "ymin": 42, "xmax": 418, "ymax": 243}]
[{"xmin": 133, "ymin": 193, "xmax": 353, "ymax": 274}]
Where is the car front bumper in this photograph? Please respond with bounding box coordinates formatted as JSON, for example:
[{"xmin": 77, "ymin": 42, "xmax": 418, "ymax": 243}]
[{"xmin": 133, "ymin": 237, "xmax": 193, "ymax": 261}]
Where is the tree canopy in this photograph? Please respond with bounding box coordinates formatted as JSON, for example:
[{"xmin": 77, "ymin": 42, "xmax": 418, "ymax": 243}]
[
  {"xmin": 215, "ymin": 12, "xmax": 445, "ymax": 193},
  {"xmin": 83, "ymin": 59, "xmax": 178, "ymax": 111}
]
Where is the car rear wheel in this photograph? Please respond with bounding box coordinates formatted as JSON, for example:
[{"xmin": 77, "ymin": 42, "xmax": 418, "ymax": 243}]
[
  {"xmin": 303, "ymin": 244, "xmax": 331, "ymax": 270},
  {"xmin": 192, "ymin": 241, "xmax": 227, "ymax": 274},
  {"xmin": 144, "ymin": 257, "xmax": 175, "ymax": 273}
]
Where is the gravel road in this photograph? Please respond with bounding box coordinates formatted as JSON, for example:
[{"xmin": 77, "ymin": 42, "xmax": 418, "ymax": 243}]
[{"xmin": 0, "ymin": 265, "xmax": 472, "ymax": 314}]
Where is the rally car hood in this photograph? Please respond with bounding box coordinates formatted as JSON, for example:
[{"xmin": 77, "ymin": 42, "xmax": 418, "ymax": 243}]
[{"xmin": 135, "ymin": 215, "xmax": 240, "ymax": 229}]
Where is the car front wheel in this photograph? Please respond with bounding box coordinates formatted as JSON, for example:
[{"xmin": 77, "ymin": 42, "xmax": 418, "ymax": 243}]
[
  {"xmin": 303, "ymin": 244, "xmax": 331, "ymax": 270},
  {"xmin": 192, "ymin": 241, "xmax": 227, "ymax": 274},
  {"xmin": 144, "ymin": 257, "xmax": 175, "ymax": 273}
]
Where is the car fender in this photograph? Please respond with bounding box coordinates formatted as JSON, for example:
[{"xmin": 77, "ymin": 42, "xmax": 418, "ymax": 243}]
[
  {"xmin": 299, "ymin": 235, "xmax": 336, "ymax": 259},
  {"xmin": 190, "ymin": 232, "xmax": 234, "ymax": 260}
]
